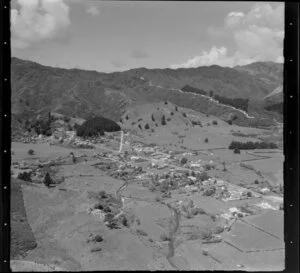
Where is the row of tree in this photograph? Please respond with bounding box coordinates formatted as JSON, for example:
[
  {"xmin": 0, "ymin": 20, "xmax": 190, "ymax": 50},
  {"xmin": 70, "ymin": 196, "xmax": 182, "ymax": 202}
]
[
  {"xmin": 214, "ymin": 94, "xmax": 249, "ymax": 112},
  {"xmin": 229, "ymin": 140, "xmax": 278, "ymax": 150}
]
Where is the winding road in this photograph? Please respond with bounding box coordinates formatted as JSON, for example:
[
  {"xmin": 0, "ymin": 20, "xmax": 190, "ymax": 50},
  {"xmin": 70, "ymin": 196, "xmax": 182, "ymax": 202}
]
[{"xmin": 147, "ymin": 81, "xmax": 255, "ymax": 119}]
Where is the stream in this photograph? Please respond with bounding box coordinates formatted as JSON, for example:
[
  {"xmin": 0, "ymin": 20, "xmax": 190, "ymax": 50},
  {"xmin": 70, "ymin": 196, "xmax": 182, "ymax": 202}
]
[
  {"xmin": 165, "ymin": 203, "xmax": 181, "ymax": 270},
  {"xmin": 115, "ymin": 177, "xmax": 183, "ymax": 270}
]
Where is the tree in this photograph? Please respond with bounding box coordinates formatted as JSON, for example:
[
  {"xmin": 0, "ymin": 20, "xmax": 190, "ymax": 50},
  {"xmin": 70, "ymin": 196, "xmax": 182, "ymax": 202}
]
[
  {"xmin": 164, "ymin": 101, "xmax": 168, "ymax": 105},
  {"xmin": 182, "ymin": 112, "xmax": 187, "ymax": 118},
  {"xmin": 151, "ymin": 114, "xmax": 155, "ymax": 122},
  {"xmin": 161, "ymin": 115, "xmax": 167, "ymax": 125},
  {"xmin": 180, "ymin": 157, "xmax": 188, "ymax": 165},
  {"xmin": 175, "ymin": 106, "xmax": 178, "ymax": 111},
  {"xmin": 212, "ymin": 120, "xmax": 218, "ymax": 125},
  {"xmin": 209, "ymin": 90, "xmax": 214, "ymax": 97},
  {"xmin": 28, "ymin": 149, "xmax": 34, "ymax": 155},
  {"xmin": 144, "ymin": 124, "xmax": 150, "ymax": 129},
  {"xmin": 204, "ymin": 138, "xmax": 209, "ymax": 143},
  {"xmin": 43, "ymin": 173, "xmax": 52, "ymax": 187}
]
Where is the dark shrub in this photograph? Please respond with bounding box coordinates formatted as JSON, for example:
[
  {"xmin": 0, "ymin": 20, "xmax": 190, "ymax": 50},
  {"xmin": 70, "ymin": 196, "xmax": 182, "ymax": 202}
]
[
  {"xmin": 175, "ymin": 106, "xmax": 178, "ymax": 111},
  {"xmin": 28, "ymin": 149, "xmax": 34, "ymax": 155},
  {"xmin": 199, "ymin": 171, "xmax": 209, "ymax": 181},
  {"xmin": 228, "ymin": 120, "xmax": 233, "ymax": 125},
  {"xmin": 182, "ymin": 112, "xmax": 187, "ymax": 118},
  {"xmin": 98, "ymin": 190, "xmax": 107, "ymax": 199},
  {"xmin": 160, "ymin": 234, "xmax": 170, "ymax": 241},
  {"xmin": 164, "ymin": 101, "xmax": 168, "ymax": 105},
  {"xmin": 63, "ymin": 116, "xmax": 70, "ymax": 123},
  {"xmin": 234, "ymin": 148, "xmax": 241, "ymax": 154},
  {"xmin": 212, "ymin": 120, "xmax": 218, "ymax": 125},
  {"xmin": 170, "ymin": 112, "xmax": 174, "ymax": 116},
  {"xmin": 180, "ymin": 157, "xmax": 188, "ymax": 165},
  {"xmin": 204, "ymin": 138, "xmax": 209, "ymax": 143},
  {"xmin": 138, "ymin": 124, "xmax": 142, "ymax": 130},
  {"xmin": 144, "ymin": 124, "xmax": 150, "ymax": 130},
  {"xmin": 17, "ymin": 172, "xmax": 32, "ymax": 182},
  {"xmin": 93, "ymin": 235, "xmax": 103, "ymax": 242},
  {"xmin": 151, "ymin": 114, "xmax": 155, "ymax": 122},
  {"xmin": 125, "ymin": 115, "xmax": 129, "ymax": 120},
  {"xmin": 76, "ymin": 116, "xmax": 121, "ymax": 137}
]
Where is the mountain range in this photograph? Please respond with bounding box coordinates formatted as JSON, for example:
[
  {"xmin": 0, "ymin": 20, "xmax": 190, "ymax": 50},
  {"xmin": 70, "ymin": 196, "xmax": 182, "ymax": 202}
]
[{"xmin": 11, "ymin": 57, "xmax": 283, "ymax": 129}]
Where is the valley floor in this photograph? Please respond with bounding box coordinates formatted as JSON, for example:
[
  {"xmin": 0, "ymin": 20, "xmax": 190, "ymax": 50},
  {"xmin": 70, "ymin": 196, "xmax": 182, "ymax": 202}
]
[{"xmin": 10, "ymin": 119, "xmax": 284, "ymax": 271}]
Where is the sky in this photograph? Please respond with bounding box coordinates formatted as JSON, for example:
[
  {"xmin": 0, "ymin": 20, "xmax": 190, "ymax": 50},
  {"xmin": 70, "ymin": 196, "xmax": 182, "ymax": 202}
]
[{"xmin": 11, "ymin": 1, "xmax": 284, "ymax": 72}]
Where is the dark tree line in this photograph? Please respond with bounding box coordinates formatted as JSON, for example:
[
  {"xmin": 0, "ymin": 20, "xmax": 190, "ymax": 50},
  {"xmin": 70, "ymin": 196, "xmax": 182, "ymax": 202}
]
[
  {"xmin": 214, "ymin": 95, "xmax": 249, "ymax": 112},
  {"xmin": 229, "ymin": 140, "xmax": 278, "ymax": 150},
  {"xmin": 181, "ymin": 85, "xmax": 207, "ymax": 96},
  {"xmin": 264, "ymin": 102, "xmax": 283, "ymax": 115}
]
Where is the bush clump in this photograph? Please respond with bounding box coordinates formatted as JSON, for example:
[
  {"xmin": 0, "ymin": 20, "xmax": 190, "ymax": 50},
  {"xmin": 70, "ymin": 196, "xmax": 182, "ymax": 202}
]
[
  {"xmin": 212, "ymin": 120, "xmax": 218, "ymax": 125},
  {"xmin": 28, "ymin": 149, "xmax": 34, "ymax": 155},
  {"xmin": 204, "ymin": 138, "xmax": 209, "ymax": 143},
  {"xmin": 182, "ymin": 112, "xmax": 187, "ymax": 118},
  {"xmin": 76, "ymin": 116, "xmax": 121, "ymax": 137},
  {"xmin": 144, "ymin": 124, "xmax": 150, "ymax": 130}
]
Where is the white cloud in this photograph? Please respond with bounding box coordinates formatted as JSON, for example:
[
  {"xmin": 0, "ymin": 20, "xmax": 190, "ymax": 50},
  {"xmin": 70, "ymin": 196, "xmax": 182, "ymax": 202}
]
[
  {"xmin": 86, "ymin": 5, "xmax": 100, "ymax": 16},
  {"xmin": 11, "ymin": 0, "xmax": 71, "ymax": 50},
  {"xmin": 171, "ymin": 3, "xmax": 284, "ymax": 68},
  {"xmin": 171, "ymin": 47, "xmax": 234, "ymax": 69}
]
